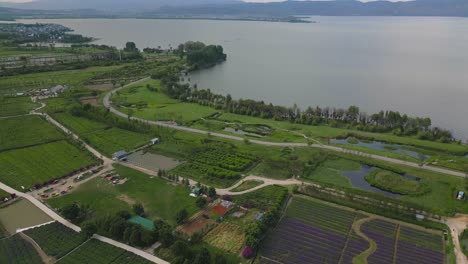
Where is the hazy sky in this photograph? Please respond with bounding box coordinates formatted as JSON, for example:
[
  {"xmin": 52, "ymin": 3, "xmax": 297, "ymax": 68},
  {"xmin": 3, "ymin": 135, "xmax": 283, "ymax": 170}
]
[{"xmin": 0, "ymin": 0, "xmax": 409, "ymax": 3}]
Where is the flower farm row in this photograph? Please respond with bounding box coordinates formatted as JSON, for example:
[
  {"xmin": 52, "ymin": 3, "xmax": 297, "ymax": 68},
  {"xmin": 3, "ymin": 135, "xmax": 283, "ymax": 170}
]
[
  {"xmin": 259, "ymin": 196, "xmax": 445, "ymax": 264},
  {"xmin": 22, "ymin": 222, "xmax": 153, "ymax": 264}
]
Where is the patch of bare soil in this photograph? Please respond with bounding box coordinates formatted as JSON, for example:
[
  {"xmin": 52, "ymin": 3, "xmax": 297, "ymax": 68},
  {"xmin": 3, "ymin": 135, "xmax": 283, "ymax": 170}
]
[
  {"xmin": 79, "ymin": 96, "xmax": 99, "ymax": 106},
  {"xmin": 117, "ymin": 194, "xmax": 137, "ymax": 206}
]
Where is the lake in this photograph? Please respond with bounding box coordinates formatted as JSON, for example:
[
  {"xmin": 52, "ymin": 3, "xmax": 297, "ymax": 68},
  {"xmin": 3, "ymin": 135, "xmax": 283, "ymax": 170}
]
[{"xmin": 18, "ymin": 17, "xmax": 468, "ymax": 140}]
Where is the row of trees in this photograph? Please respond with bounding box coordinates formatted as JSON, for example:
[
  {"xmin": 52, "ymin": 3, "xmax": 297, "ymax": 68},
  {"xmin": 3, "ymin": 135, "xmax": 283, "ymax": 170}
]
[
  {"xmin": 150, "ymin": 65, "xmax": 455, "ymax": 142},
  {"xmin": 244, "ymin": 188, "xmax": 288, "ymax": 257}
]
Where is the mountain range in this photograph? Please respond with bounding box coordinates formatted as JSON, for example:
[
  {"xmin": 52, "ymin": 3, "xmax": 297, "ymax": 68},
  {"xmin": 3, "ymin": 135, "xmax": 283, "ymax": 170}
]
[{"xmin": 0, "ymin": 0, "xmax": 467, "ymax": 18}]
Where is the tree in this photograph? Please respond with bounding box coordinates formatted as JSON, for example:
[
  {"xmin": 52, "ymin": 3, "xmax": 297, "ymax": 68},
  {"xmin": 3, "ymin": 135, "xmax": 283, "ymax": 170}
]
[
  {"xmin": 109, "ymin": 218, "xmax": 127, "ymax": 240},
  {"xmin": 195, "ymin": 197, "xmax": 207, "ymax": 209},
  {"xmin": 81, "ymin": 222, "xmax": 97, "ymax": 238},
  {"xmin": 129, "ymin": 227, "xmax": 143, "ymax": 247},
  {"xmin": 176, "ymin": 209, "xmax": 188, "ymax": 225},
  {"xmin": 124, "ymin": 42, "xmax": 138, "ymax": 52},
  {"xmin": 62, "ymin": 203, "xmax": 81, "ymax": 222},
  {"xmin": 192, "ymin": 248, "xmax": 211, "ymax": 264},
  {"xmin": 171, "ymin": 240, "xmax": 192, "ymax": 259},
  {"xmin": 207, "ymin": 186, "xmax": 216, "ymax": 198},
  {"xmin": 133, "ymin": 203, "xmax": 145, "ymax": 217},
  {"xmin": 117, "ymin": 210, "xmax": 131, "ymax": 220}
]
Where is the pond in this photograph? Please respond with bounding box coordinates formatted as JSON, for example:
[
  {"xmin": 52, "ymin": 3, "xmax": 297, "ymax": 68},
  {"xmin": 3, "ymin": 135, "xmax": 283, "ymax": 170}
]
[
  {"xmin": 0, "ymin": 199, "xmax": 52, "ymax": 234},
  {"xmin": 338, "ymin": 165, "xmax": 420, "ymax": 198},
  {"xmin": 330, "ymin": 138, "xmax": 430, "ymax": 160}
]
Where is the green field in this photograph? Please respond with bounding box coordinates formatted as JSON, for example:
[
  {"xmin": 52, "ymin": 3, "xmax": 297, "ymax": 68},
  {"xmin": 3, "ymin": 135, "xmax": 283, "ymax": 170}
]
[
  {"xmin": 24, "ymin": 222, "xmax": 87, "ymax": 258},
  {"xmin": 232, "ymin": 185, "xmax": 288, "ymax": 210},
  {"xmin": 0, "ymin": 65, "xmax": 123, "ymax": 94},
  {"xmin": 0, "ymin": 234, "xmax": 43, "ymax": 264},
  {"xmin": 0, "ymin": 140, "xmax": 96, "ymax": 189},
  {"xmin": 57, "ymin": 239, "xmax": 153, "ymax": 264},
  {"xmin": 113, "ymin": 80, "xmax": 217, "ymax": 124},
  {"xmin": 0, "ymin": 96, "xmax": 38, "ymax": 117},
  {"xmin": 50, "ymin": 112, "xmax": 151, "ymax": 156},
  {"xmin": 48, "ymin": 165, "xmax": 199, "ymax": 225},
  {"xmin": 0, "ymin": 115, "xmax": 64, "ymax": 151}
]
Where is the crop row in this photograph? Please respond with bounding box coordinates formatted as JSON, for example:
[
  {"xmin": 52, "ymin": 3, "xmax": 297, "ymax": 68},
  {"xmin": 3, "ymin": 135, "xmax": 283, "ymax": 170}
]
[
  {"xmin": 57, "ymin": 239, "xmax": 153, "ymax": 264},
  {"xmin": 261, "ymin": 218, "xmax": 347, "ymax": 264},
  {"xmin": 0, "ymin": 234, "xmax": 42, "ymax": 264},
  {"xmin": 24, "ymin": 222, "xmax": 87, "ymax": 258},
  {"xmin": 174, "ymin": 162, "xmax": 240, "ymax": 179},
  {"xmin": 286, "ymin": 197, "xmax": 356, "ymax": 234},
  {"xmin": 193, "ymin": 149, "xmax": 256, "ymax": 171},
  {"xmin": 398, "ymin": 226, "xmax": 443, "ymax": 251}
]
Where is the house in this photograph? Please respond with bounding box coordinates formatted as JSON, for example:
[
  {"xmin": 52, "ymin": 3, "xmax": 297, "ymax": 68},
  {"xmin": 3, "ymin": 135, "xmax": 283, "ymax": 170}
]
[
  {"xmin": 457, "ymin": 191, "xmax": 465, "ymax": 200},
  {"xmin": 50, "ymin": 85, "xmax": 67, "ymax": 94},
  {"xmin": 220, "ymin": 200, "xmax": 234, "ymax": 209},
  {"xmin": 415, "ymin": 214, "xmax": 425, "ymax": 221},
  {"xmin": 151, "ymin": 138, "xmax": 159, "ymax": 145},
  {"xmin": 112, "ymin": 150, "xmax": 128, "ymax": 161}
]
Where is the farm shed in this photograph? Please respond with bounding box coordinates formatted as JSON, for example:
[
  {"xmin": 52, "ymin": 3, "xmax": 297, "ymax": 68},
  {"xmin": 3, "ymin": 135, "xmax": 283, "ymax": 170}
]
[
  {"xmin": 128, "ymin": 216, "xmax": 154, "ymax": 231},
  {"xmin": 220, "ymin": 200, "xmax": 234, "ymax": 209},
  {"xmin": 457, "ymin": 191, "xmax": 465, "ymax": 200},
  {"xmin": 151, "ymin": 138, "xmax": 159, "ymax": 145},
  {"xmin": 112, "ymin": 150, "xmax": 128, "ymax": 161},
  {"xmin": 213, "ymin": 205, "xmax": 228, "ymax": 216}
]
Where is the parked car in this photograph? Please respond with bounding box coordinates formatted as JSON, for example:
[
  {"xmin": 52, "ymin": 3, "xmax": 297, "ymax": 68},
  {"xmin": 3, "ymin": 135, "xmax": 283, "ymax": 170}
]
[
  {"xmin": 52, "ymin": 192, "xmax": 59, "ymax": 197},
  {"xmin": 67, "ymin": 185, "xmax": 73, "ymax": 190},
  {"xmin": 40, "ymin": 194, "xmax": 49, "ymax": 199},
  {"xmin": 60, "ymin": 190, "xmax": 67, "ymax": 195}
]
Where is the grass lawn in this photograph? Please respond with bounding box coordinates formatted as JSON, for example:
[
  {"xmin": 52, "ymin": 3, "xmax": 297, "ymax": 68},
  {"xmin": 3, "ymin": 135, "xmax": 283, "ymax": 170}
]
[
  {"xmin": 231, "ymin": 180, "xmax": 264, "ymax": 192},
  {"xmin": 0, "ymin": 140, "xmax": 96, "ymax": 189},
  {"xmin": 305, "ymin": 166, "xmax": 352, "ymax": 187},
  {"xmin": 0, "ymin": 65, "xmax": 123, "ymax": 94},
  {"xmin": 0, "ymin": 96, "xmax": 38, "ymax": 117},
  {"xmin": 48, "ymin": 165, "xmax": 199, "ymax": 225},
  {"xmin": 0, "ymin": 115, "xmax": 64, "ymax": 151},
  {"xmin": 113, "ymin": 80, "xmax": 217, "ymax": 124}
]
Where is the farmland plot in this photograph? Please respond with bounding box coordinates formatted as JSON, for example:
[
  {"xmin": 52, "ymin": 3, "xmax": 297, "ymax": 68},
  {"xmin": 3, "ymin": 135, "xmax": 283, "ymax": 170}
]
[
  {"xmin": 395, "ymin": 226, "xmax": 444, "ymax": 264},
  {"xmin": 0, "ymin": 234, "xmax": 43, "ymax": 264},
  {"xmin": 361, "ymin": 219, "xmax": 397, "ymax": 264},
  {"xmin": 260, "ymin": 196, "xmax": 445, "ymax": 264},
  {"xmin": 57, "ymin": 239, "xmax": 152, "ymax": 264},
  {"xmin": 261, "ymin": 197, "xmax": 359, "ymax": 264},
  {"xmin": 24, "ymin": 222, "xmax": 87, "ymax": 258},
  {"xmin": 0, "ymin": 96, "xmax": 38, "ymax": 117},
  {"xmin": 0, "ymin": 140, "xmax": 96, "ymax": 189},
  {"xmin": 0, "ymin": 115, "xmax": 64, "ymax": 151},
  {"xmin": 204, "ymin": 223, "xmax": 245, "ymax": 254}
]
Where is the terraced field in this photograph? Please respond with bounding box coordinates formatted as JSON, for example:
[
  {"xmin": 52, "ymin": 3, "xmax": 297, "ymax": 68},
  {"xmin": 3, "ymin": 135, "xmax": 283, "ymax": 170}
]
[
  {"xmin": 57, "ymin": 239, "xmax": 153, "ymax": 264},
  {"xmin": 260, "ymin": 196, "xmax": 445, "ymax": 264},
  {"xmin": 24, "ymin": 222, "xmax": 87, "ymax": 258},
  {"xmin": 0, "ymin": 234, "xmax": 43, "ymax": 264}
]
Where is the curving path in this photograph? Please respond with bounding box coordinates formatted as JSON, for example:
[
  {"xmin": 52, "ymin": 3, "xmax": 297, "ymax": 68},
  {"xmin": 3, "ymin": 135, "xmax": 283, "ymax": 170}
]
[{"xmin": 103, "ymin": 79, "xmax": 466, "ymax": 179}]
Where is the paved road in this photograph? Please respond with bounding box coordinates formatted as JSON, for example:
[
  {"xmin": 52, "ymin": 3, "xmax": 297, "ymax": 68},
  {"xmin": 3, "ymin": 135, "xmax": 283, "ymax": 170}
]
[
  {"xmin": 103, "ymin": 79, "xmax": 466, "ymax": 179},
  {"xmin": 93, "ymin": 234, "xmax": 170, "ymax": 264},
  {"xmin": 446, "ymin": 216, "xmax": 468, "ymax": 264},
  {"xmin": 0, "ymin": 182, "xmax": 81, "ymax": 232}
]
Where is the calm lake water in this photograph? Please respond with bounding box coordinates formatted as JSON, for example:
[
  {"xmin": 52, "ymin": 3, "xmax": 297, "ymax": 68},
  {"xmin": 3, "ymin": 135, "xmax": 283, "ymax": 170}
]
[
  {"xmin": 0, "ymin": 199, "xmax": 52, "ymax": 234},
  {"xmin": 19, "ymin": 18, "xmax": 468, "ymax": 139}
]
